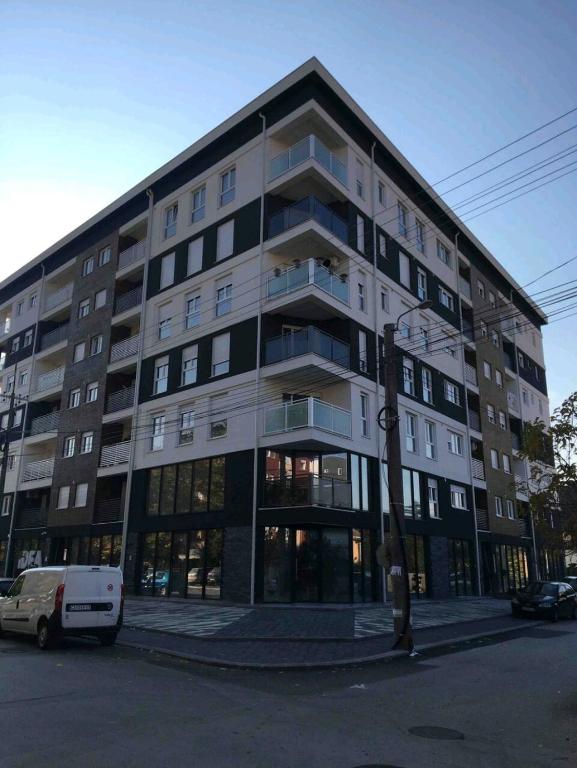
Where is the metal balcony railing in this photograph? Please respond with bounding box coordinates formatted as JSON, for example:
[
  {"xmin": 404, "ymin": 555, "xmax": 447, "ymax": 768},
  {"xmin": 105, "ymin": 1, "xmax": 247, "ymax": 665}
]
[
  {"xmin": 114, "ymin": 285, "xmax": 142, "ymax": 315},
  {"xmin": 476, "ymin": 507, "xmax": 490, "ymax": 530},
  {"xmin": 504, "ymin": 353, "xmax": 516, "ymax": 372},
  {"xmin": 267, "ymin": 257, "xmax": 349, "ymax": 304},
  {"xmin": 99, "ymin": 441, "xmax": 131, "ymax": 467},
  {"xmin": 269, "ymin": 135, "xmax": 348, "ymax": 186},
  {"xmin": 109, "ymin": 334, "xmax": 140, "ymax": 363},
  {"xmin": 264, "ymin": 327, "xmax": 350, "ymax": 368},
  {"xmin": 464, "ymin": 362, "xmax": 478, "ymax": 387},
  {"xmin": 40, "ymin": 323, "xmax": 69, "ymax": 351},
  {"xmin": 459, "ymin": 277, "xmax": 472, "ymax": 299},
  {"xmin": 514, "ymin": 517, "xmax": 532, "ymax": 537},
  {"xmin": 263, "ymin": 475, "xmax": 353, "ymax": 510},
  {"xmin": 29, "ymin": 410, "xmax": 60, "ymax": 436},
  {"xmin": 471, "ymin": 457, "xmax": 486, "ymax": 481},
  {"xmin": 268, "ymin": 196, "xmax": 349, "ymax": 244},
  {"xmin": 17, "ymin": 507, "xmax": 47, "ymax": 529},
  {"xmin": 105, "ymin": 384, "xmax": 135, "ymax": 414},
  {"xmin": 468, "ymin": 411, "xmax": 481, "ymax": 432},
  {"xmin": 34, "ymin": 366, "xmax": 65, "ymax": 393},
  {"xmin": 462, "ymin": 322, "xmax": 474, "ymax": 342},
  {"xmin": 118, "ymin": 240, "xmax": 146, "ymax": 270},
  {"xmin": 44, "ymin": 283, "xmax": 73, "ymax": 312},
  {"xmin": 21, "ymin": 457, "xmax": 54, "ymax": 482},
  {"xmin": 94, "ymin": 498, "xmax": 123, "ymax": 523},
  {"xmin": 264, "ymin": 397, "xmax": 352, "ymax": 438}
]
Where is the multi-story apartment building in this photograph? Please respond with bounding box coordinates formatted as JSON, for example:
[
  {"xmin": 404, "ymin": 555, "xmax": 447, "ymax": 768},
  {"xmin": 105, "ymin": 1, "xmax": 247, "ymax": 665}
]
[{"xmin": 0, "ymin": 59, "xmax": 561, "ymax": 603}]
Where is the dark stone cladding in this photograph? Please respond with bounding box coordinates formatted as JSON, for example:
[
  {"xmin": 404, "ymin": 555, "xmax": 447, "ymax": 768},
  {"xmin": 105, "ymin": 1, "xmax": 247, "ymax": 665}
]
[
  {"xmin": 139, "ymin": 316, "xmax": 258, "ymax": 405},
  {"xmin": 221, "ymin": 525, "xmax": 252, "ymax": 603},
  {"xmin": 428, "ymin": 535, "xmax": 452, "ymax": 599},
  {"xmin": 147, "ymin": 198, "xmax": 261, "ymax": 300},
  {"xmin": 0, "ymin": 324, "xmax": 36, "ymax": 369},
  {"xmin": 47, "ymin": 232, "xmax": 120, "ymax": 529}
]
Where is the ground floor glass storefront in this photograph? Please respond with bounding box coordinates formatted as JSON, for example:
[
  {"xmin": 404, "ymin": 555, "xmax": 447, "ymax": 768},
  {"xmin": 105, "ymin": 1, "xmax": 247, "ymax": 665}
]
[
  {"xmin": 51, "ymin": 535, "xmax": 122, "ymax": 568},
  {"xmin": 481, "ymin": 542, "xmax": 530, "ymax": 594},
  {"xmin": 138, "ymin": 529, "xmax": 223, "ymax": 600},
  {"xmin": 262, "ymin": 526, "xmax": 376, "ymax": 603},
  {"xmin": 385, "ymin": 534, "xmax": 428, "ymax": 599},
  {"xmin": 448, "ymin": 538, "xmax": 476, "ymax": 596}
]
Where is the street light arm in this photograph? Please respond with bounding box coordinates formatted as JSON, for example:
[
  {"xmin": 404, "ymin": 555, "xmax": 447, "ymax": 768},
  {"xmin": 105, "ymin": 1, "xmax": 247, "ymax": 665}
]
[{"xmin": 393, "ymin": 299, "xmax": 433, "ymax": 331}]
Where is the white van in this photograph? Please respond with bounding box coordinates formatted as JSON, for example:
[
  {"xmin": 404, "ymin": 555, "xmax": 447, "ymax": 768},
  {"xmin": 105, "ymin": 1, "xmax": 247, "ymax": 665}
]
[{"xmin": 0, "ymin": 566, "xmax": 123, "ymax": 649}]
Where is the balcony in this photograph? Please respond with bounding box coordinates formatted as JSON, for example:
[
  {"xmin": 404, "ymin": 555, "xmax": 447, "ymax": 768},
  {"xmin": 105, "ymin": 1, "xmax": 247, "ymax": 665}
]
[
  {"xmin": 462, "ymin": 321, "xmax": 474, "ymax": 343},
  {"xmin": 459, "ymin": 277, "xmax": 472, "ymax": 300},
  {"xmin": 514, "ymin": 516, "xmax": 532, "ymax": 537},
  {"xmin": 264, "ymin": 397, "xmax": 352, "ymax": 438},
  {"xmin": 39, "ymin": 323, "xmax": 69, "ymax": 351},
  {"xmin": 99, "ymin": 441, "xmax": 131, "ymax": 467},
  {"xmin": 21, "ymin": 458, "xmax": 54, "ymax": 483},
  {"xmin": 269, "ymin": 135, "xmax": 347, "ymax": 187},
  {"xmin": 118, "ymin": 241, "xmax": 145, "ymax": 271},
  {"xmin": 114, "ymin": 286, "xmax": 142, "ymax": 316},
  {"xmin": 464, "ymin": 363, "xmax": 478, "ymax": 387},
  {"xmin": 110, "ymin": 334, "xmax": 140, "ymax": 363},
  {"xmin": 268, "ymin": 196, "xmax": 348, "ymax": 245},
  {"xmin": 472, "ymin": 458, "xmax": 486, "ymax": 481},
  {"xmin": 507, "ymin": 391, "xmax": 519, "ymax": 412},
  {"xmin": 44, "ymin": 284, "xmax": 73, "ymax": 313},
  {"xmin": 17, "ymin": 507, "xmax": 47, "ymax": 529},
  {"xmin": 94, "ymin": 498, "xmax": 123, "ymax": 523},
  {"xmin": 29, "ymin": 411, "xmax": 60, "ymax": 437},
  {"xmin": 476, "ymin": 507, "xmax": 490, "ymax": 530},
  {"xmin": 263, "ymin": 475, "xmax": 353, "ymax": 510},
  {"xmin": 468, "ymin": 410, "xmax": 481, "ymax": 432},
  {"xmin": 267, "ymin": 258, "xmax": 349, "ymax": 305},
  {"xmin": 105, "ymin": 384, "xmax": 135, "ymax": 415},
  {"xmin": 264, "ymin": 327, "xmax": 350, "ymax": 368},
  {"xmin": 34, "ymin": 366, "xmax": 65, "ymax": 394}
]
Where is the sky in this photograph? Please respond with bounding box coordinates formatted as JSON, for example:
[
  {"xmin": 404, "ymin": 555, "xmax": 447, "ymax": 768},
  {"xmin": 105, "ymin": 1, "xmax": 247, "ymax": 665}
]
[{"xmin": 1, "ymin": 0, "xmax": 576, "ymax": 409}]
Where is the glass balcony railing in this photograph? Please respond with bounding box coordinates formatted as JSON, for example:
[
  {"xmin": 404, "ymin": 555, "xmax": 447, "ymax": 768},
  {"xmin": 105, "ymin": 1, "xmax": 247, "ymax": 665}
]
[
  {"xmin": 268, "ymin": 196, "xmax": 349, "ymax": 244},
  {"xmin": 264, "ymin": 397, "xmax": 352, "ymax": 438},
  {"xmin": 263, "ymin": 474, "xmax": 353, "ymax": 509},
  {"xmin": 269, "ymin": 135, "xmax": 348, "ymax": 186},
  {"xmin": 264, "ymin": 327, "xmax": 350, "ymax": 368},
  {"xmin": 266, "ymin": 257, "xmax": 349, "ymax": 304}
]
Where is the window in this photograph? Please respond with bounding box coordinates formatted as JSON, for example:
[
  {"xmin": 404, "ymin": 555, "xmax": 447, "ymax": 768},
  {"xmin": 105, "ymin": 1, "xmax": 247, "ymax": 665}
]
[
  {"xmin": 487, "ymin": 403, "xmax": 496, "ymax": 424},
  {"xmin": 1, "ymin": 495, "xmax": 12, "ymax": 517},
  {"xmin": 489, "ymin": 291, "xmax": 496, "ymax": 308},
  {"xmin": 75, "ymin": 483, "xmax": 88, "ymax": 508},
  {"xmin": 415, "ymin": 219, "xmax": 425, "ymax": 253},
  {"xmin": 191, "ymin": 185, "xmax": 206, "ymax": 223},
  {"xmin": 187, "ymin": 237, "xmax": 203, "ymax": 275},
  {"xmin": 57, "ymin": 486, "xmax": 70, "ymax": 509},
  {"xmin": 212, "ymin": 333, "xmax": 230, "ymax": 376},
  {"xmin": 378, "ymin": 232, "xmax": 386, "ymax": 258},
  {"xmin": 86, "ymin": 381, "xmax": 99, "ymax": 403},
  {"xmin": 160, "ymin": 252, "xmax": 175, "ymax": 289},
  {"xmin": 219, "ymin": 167, "xmax": 236, "ymax": 206},
  {"xmin": 78, "ymin": 299, "xmax": 90, "ymax": 319},
  {"xmin": 499, "ymin": 410, "xmax": 507, "ymax": 430},
  {"xmin": 425, "ymin": 420, "xmax": 437, "ymax": 459},
  {"xmin": 428, "ymin": 479, "xmax": 440, "ymax": 518},
  {"xmin": 522, "ymin": 388, "xmax": 529, "ymax": 405},
  {"xmin": 95, "ymin": 289, "xmax": 107, "ymax": 309},
  {"xmin": 445, "ymin": 334, "xmax": 458, "ymax": 359},
  {"xmin": 63, "ymin": 436, "xmax": 76, "ymax": 458},
  {"xmin": 82, "ymin": 257, "xmax": 94, "ymax": 276},
  {"xmin": 477, "ymin": 279, "xmax": 485, "ymax": 299},
  {"xmin": 448, "ymin": 431, "xmax": 463, "ymax": 455},
  {"xmin": 69, "ymin": 388, "xmax": 80, "ymax": 408},
  {"xmin": 490, "ymin": 448, "xmax": 500, "ymax": 469},
  {"xmin": 13, "ymin": 409, "xmax": 22, "ymax": 427},
  {"xmin": 437, "ymin": 240, "xmax": 451, "ymax": 267},
  {"xmin": 98, "ymin": 245, "xmax": 111, "ymax": 266},
  {"xmin": 360, "ymin": 393, "xmax": 369, "ymax": 437},
  {"xmin": 420, "ymin": 326, "xmax": 429, "ymax": 352},
  {"xmin": 158, "ymin": 303, "xmax": 172, "ymax": 339},
  {"xmin": 209, "ymin": 395, "xmax": 228, "ymax": 438},
  {"xmin": 483, "ymin": 361, "xmax": 492, "ymax": 380},
  {"xmin": 216, "ymin": 219, "xmax": 234, "ymax": 261},
  {"xmin": 164, "ymin": 203, "xmax": 178, "ymax": 239},
  {"xmin": 398, "ymin": 202, "xmax": 408, "ymax": 237},
  {"xmin": 417, "ymin": 268, "xmax": 427, "ymax": 300},
  {"xmin": 422, "ymin": 367, "xmax": 433, "ymax": 404},
  {"xmin": 151, "ymin": 414, "xmax": 165, "ymax": 450},
  {"xmin": 11, "ymin": 338, "xmax": 19, "ymax": 353},
  {"xmin": 491, "ymin": 329, "xmax": 499, "ymax": 348},
  {"xmin": 15, "ymin": 301, "xmax": 23, "ymax": 317},
  {"xmin": 503, "ymin": 454, "xmax": 511, "ymax": 474},
  {"xmin": 480, "ymin": 320, "xmax": 488, "ymax": 338},
  {"xmin": 29, "ymin": 293, "xmax": 37, "ymax": 308},
  {"xmin": 89, "ymin": 334, "xmax": 103, "ymax": 356},
  {"xmin": 405, "ymin": 412, "xmax": 417, "ymax": 453},
  {"xmin": 23, "ymin": 329, "xmax": 33, "ymax": 347},
  {"xmin": 357, "ymin": 274, "xmax": 366, "ymax": 311},
  {"xmin": 356, "ymin": 214, "xmax": 365, "ymax": 252},
  {"xmin": 179, "ymin": 409, "xmax": 195, "ymax": 444},
  {"xmin": 355, "ymin": 158, "xmax": 364, "ymax": 198},
  {"xmin": 444, "ymin": 380, "xmax": 460, "ymax": 406},
  {"xmin": 381, "ymin": 288, "xmax": 389, "ymax": 313},
  {"xmin": 495, "ymin": 496, "xmax": 503, "ymax": 517},
  {"xmin": 185, "ymin": 293, "xmax": 201, "ymax": 329},
  {"xmin": 438, "ymin": 286, "xmax": 454, "ymax": 310},
  {"xmin": 358, "ymin": 330, "xmax": 368, "ymax": 372},
  {"xmin": 73, "ymin": 342, "xmax": 86, "ymax": 363},
  {"xmin": 403, "ymin": 358, "xmax": 415, "ymax": 395},
  {"xmin": 450, "ymin": 485, "xmax": 467, "ymax": 509},
  {"xmin": 402, "ymin": 469, "xmax": 422, "ymax": 519},
  {"xmin": 215, "ymin": 281, "xmax": 232, "ymax": 316},
  {"xmin": 181, "ymin": 345, "xmax": 198, "ymax": 386},
  {"xmin": 18, "ymin": 370, "xmax": 28, "ymax": 387},
  {"xmin": 495, "ymin": 369, "xmax": 503, "ymax": 388},
  {"xmin": 80, "ymin": 431, "xmax": 94, "ymax": 454},
  {"xmin": 378, "ymin": 181, "xmax": 386, "ymax": 206},
  {"xmin": 6, "ymin": 374, "xmax": 14, "ymax": 393},
  {"xmin": 506, "ymin": 499, "xmax": 515, "ymax": 519},
  {"xmin": 399, "ymin": 253, "xmax": 410, "ymax": 288},
  {"xmin": 154, "ymin": 357, "xmax": 169, "ymax": 394}
]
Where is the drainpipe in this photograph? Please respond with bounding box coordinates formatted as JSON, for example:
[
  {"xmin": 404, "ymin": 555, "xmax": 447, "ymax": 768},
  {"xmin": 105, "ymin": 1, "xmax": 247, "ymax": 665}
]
[
  {"xmin": 455, "ymin": 234, "xmax": 482, "ymax": 595},
  {"xmin": 249, "ymin": 112, "xmax": 267, "ymax": 605},
  {"xmin": 120, "ymin": 188, "xmax": 154, "ymax": 581}
]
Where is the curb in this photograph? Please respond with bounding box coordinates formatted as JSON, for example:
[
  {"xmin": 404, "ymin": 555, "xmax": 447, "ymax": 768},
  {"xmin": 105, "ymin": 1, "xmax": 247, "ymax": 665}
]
[{"xmin": 117, "ymin": 620, "xmax": 546, "ymax": 671}]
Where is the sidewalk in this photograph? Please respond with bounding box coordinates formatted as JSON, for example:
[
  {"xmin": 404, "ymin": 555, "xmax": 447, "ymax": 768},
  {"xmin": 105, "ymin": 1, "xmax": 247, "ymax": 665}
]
[{"xmin": 118, "ymin": 596, "xmax": 538, "ymax": 669}]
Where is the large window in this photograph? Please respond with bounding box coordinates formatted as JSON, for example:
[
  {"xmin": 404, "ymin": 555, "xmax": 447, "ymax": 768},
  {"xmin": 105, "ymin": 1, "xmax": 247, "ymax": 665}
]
[
  {"xmin": 219, "ymin": 168, "xmax": 236, "ymax": 207},
  {"xmin": 448, "ymin": 539, "xmax": 475, "ymax": 596},
  {"xmin": 146, "ymin": 457, "xmax": 226, "ymax": 516},
  {"xmin": 402, "ymin": 469, "xmax": 422, "ymax": 519},
  {"xmin": 211, "ymin": 333, "xmax": 230, "ymax": 376}
]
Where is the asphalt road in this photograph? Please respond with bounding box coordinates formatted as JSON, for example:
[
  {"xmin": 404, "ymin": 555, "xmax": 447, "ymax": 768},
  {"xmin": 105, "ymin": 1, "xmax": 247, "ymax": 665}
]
[{"xmin": 0, "ymin": 620, "xmax": 576, "ymax": 768}]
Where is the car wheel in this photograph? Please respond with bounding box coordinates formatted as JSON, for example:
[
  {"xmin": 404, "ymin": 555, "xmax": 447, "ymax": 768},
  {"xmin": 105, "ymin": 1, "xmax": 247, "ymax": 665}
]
[
  {"xmin": 550, "ymin": 607, "xmax": 559, "ymax": 623},
  {"xmin": 99, "ymin": 631, "xmax": 118, "ymax": 647},
  {"xmin": 37, "ymin": 619, "xmax": 52, "ymax": 650}
]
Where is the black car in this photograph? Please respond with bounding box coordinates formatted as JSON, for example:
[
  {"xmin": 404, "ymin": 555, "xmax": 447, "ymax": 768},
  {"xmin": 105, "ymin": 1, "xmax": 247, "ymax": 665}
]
[
  {"xmin": 0, "ymin": 578, "xmax": 14, "ymax": 597},
  {"xmin": 563, "ymin": 575, "xmax": 577, "ymax": 592},
  {"xmin": 511, "ymin": 581, "xmax": 577, "ymax": 621}
]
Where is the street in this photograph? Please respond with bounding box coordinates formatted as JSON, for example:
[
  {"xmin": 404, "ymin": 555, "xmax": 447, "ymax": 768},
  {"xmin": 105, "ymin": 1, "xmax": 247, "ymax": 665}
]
[{"xmin": 0, "ymin": 621, "xmax": 576, "ymax": 767}]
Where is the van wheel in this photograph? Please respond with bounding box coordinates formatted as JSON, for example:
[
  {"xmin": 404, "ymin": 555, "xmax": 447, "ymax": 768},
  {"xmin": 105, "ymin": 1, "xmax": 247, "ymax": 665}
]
[
  {"xmin": 99, "ymin": 631, "xmax": 118, "ymax": 647},
  {"xmin": 37, "ymin": 619, "xmax": 53, "ymax": 650}
]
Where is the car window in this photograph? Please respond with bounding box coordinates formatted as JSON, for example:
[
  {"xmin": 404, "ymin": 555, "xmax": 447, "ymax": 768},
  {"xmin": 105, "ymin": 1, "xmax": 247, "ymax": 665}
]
[{"xmin": 7, "ymin": 575, "xmax": 26, "ymax": 597}]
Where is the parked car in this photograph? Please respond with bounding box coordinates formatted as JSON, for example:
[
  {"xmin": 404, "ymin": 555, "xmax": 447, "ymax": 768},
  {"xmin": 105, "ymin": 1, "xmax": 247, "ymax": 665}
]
[
  {"xmin": 563, "ymin": 575, "xmax": 577, "ymax": 592},
  {"xmin": 0, "ymin": 566, "xmax": 123, "ymax": 649},
  {"xmin": 0, "ymin": 579, "xmax": 14, "ymax": 597},
  {"xmin": 141, "ymin": 569, "xmax": 169, "ymax": 595},
  {"xmin": 511, "ymin": 581, "xmax": 577, "ymax": 621}
]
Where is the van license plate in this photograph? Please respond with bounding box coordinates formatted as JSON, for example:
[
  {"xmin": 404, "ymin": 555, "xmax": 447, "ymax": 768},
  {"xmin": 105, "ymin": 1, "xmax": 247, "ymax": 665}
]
[{"xmin": 68, "ymin": 604, "xmax": 92, "ymax": 611}]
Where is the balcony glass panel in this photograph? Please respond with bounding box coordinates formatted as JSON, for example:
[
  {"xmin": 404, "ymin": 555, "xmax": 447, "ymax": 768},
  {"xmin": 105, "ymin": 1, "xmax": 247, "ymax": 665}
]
[
  {"xmin": 264, "ymin": 397, "xmax": 351, "ymax": 438},
  {"xmin": 266, "ymin": 258, "xmax": 349, "ymax": 305},
  {"xmin": 264, "ymin": 327, "xmax": 350, "ymax": 368},
  {"xmin": 269, "ymin": 135, "xmax": 347, "ymax": 186},
  {"xmin": 268, "ymin": 196, "xmax": 348, "ymax": 244}
]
